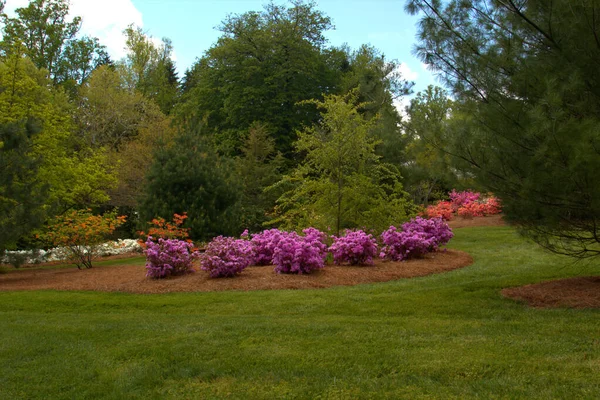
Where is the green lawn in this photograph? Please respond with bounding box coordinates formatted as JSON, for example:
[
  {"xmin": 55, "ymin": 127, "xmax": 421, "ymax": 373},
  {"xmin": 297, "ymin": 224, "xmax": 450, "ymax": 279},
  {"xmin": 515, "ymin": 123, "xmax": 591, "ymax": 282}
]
[{"xmin": 1, "ymin": 226, "xmax": 599, "ymax": 399}]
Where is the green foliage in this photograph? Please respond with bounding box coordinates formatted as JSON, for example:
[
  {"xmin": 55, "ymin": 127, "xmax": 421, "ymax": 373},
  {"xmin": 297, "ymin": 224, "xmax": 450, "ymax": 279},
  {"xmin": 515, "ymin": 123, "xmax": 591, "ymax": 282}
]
[
  {"xmin": 0, "ymin": 52, "xmax": 117, "ymax": 211},
  {"xmin": 403, "ymin": 85, "xmax": 460, "ymax": 205},
  {"xmin": 407, "ymin": 0, "xmax": 600, "ymax": 257},
  {"xmin": 271, "ymin": 92, "xmax": 417, "ymax": 234},
  {"xmin": 0, "ymin": 119, "xmax": 47, "ymax": 251},
  {"xmin": 0, "ymin": 0, "xmax": 108, "ymax": 88},
  {"xmin": 38, "ymin": 209, "xmax": 126, "ymax": 269},
  {"xmin": 176, "ymin": 0, "xmax": 339, "ymax": 156},
  {"xmin": 120, "ymin": 25, "xmax": 179, "ymax": 115},
  {"xmin": 139, "ymin": 130, "xmax": 242, "ymax": 241},
  {"xmin": 235, "ymin": 122, "xmax": 284, "ymax": 232}
]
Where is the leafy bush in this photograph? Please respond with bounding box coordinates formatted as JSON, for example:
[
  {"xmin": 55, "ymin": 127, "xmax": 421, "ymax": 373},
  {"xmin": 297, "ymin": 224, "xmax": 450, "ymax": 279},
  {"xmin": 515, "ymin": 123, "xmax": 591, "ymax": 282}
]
[
  {"xmin": 329, "ymin": 230, "xmax": 378, "ymax": 265},
  {"xmin": 200, "ymin": 236, "xmax": 254, "ymax": 278},
  {"xmin": 380, "ymin": 217, "xmax": 453, "ymax": 261},
  {"xmin": 250, "ymin": 228, "xmax": 285, "ymax": 265},
  {"xmin": 138, "ymin": 213, "xmax": 190, "ymax": 243},
  {"xmin": 144, "ymin": 237, "xmax": 199, "ymax": 279},
  {"xmin": 272, "ymin": 228, "xmax": 327, "ymax": 274},
  {"xmin": 483, "ymin": 196, "xmax": 502, "ymax": 214},
  {"xmin": 449, "ymin": 190, "xmax": 480, "ymax": 209},
  {"xmin": 38, "ymin": 209, "xmax": 127, "ymax": 269},
  {"xmin": 457, "ymin": 202, "xmax": 487, "ymax": 218},
  {"xmin": 424, "ymin": 201, "xmax": 454, "ymax": 220}
]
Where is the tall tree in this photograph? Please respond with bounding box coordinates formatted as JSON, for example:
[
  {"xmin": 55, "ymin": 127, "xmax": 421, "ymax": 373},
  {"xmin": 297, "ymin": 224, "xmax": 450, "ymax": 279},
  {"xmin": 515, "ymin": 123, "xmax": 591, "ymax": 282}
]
[
  {"xmin": 235, "ymin": 122, "xmax": 284, "ymax": 232},
  {"xmin": 403, "ymin": 85, "xmax": 459, "ymax": 205},
  {"xmin": 1, "ymin": 0, "xmax": 108, "ymax": 87},
  {"xmin": 271, "ymin": 92, "xmax": 416, "ymax": 234},
  {"xmin": 0, "ymin": 119, "xmax": 47, "ymax": 252},
  {"xmin": 176, "ymin": 0, "xmax": 338, "ymax": 157},
  {"xmin": 338, "ymin": 45, "xmax": 414, "ymax": 165},
  {"xmin": 0, "ymin": 51, "xmax": 116, "ymax": 212},
  {"xmin": 139, "ymin": 131, "xmax": 242, "ymax": 241},
  {"xmin": 407, "ymin": 0, "xmax": 600, "ymax": 258},
  {"xmin": 120, "ymin": 25, "xmax": 179, "ymax": 115}
]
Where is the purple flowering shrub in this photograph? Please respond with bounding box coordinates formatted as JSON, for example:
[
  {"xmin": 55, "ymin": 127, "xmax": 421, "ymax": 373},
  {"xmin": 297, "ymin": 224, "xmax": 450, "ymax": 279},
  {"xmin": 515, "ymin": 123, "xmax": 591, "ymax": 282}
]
[
  {"xmin": 200, "ymin": 236, "xmax": 254, "ymax": 278},
  {"xmin": 250, "ymin": 228, "xmax": 285, "ymax": 265},
  {"xmin": 272, "ymin": 228, "xmax": 327, "ymax": 274},
  {"xmin": 380, "ymin": 217, "xmax": 454, "ymax": 261},
  {"xmin": 144, "ymin": 237, "xmax": 200, "ymax": 279},
  {"xmin": 329, "ymin": 230, "xmax": 378, "ymax": 265}
]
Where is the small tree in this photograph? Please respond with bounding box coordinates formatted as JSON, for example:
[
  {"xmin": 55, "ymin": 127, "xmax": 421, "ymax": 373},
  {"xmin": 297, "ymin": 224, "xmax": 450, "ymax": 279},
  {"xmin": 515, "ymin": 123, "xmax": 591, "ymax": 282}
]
[
  {"xmin": 235, "ymin": 122, "xmax": 284, "ymax": 232},
  {"xmin": 270, "ymin": 91, "xmax": 417, "ymax": 234},
  {"xmin": 39, "ymin": 209, "xmax": 126, "ymax": 269},
  {"xmin": 138, "ymin": 212, "xmax": 190, "ymax": 244}
]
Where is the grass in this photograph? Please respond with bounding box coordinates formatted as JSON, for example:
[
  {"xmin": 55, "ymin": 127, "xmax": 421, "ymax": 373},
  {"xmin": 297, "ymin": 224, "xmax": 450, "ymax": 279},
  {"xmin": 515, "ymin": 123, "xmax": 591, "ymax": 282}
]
[
  {"xmin": 1, "ymin": 226, "xmax": 599, "ymax": 399},
  {"xmin": 4, "ymin": 255, "xmax": 146, "ymax": 271}
]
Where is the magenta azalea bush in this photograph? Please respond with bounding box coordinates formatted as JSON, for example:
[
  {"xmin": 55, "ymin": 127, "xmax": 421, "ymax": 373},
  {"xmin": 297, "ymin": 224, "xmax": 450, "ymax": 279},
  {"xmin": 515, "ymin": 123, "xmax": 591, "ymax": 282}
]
[
  {"xmin": 250, "ymin": 228, "xmax": 285, "ymax": 265},
  {"xmin": 272, "ymin": 228, "xmax": 327, "ymax": 274},
  {"xmin": 329, "ymin": 229, "xmax": 378, "ymax": 265},
  {"xmin": 144, "ymin": 237, "xmax": 200, "ymax": 279},
  {"xmin": 449, "ymin": 189, "xmax": 480, "ymax": 209},
  {"xmin": 200, "ymin": 236, "xmax": 254, "ymax": 278},
  {"xmin": 380, "ymin": 217, "xmax": 454, "ymax": 261}
]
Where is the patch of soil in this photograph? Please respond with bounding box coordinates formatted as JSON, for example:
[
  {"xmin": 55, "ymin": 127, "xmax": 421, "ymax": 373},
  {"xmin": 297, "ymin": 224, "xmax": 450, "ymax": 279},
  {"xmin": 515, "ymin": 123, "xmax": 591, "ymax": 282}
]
[
  {"xmin": 502, "ymin": 277, "xmax": 600, "ymax": 309},
  {"xmin": 0, "ymin": 249, "xmax": 472, "ymax": 294},
  {"xmin": 447, "ymin": 214, "xmax": 506, "ymax": 229}
]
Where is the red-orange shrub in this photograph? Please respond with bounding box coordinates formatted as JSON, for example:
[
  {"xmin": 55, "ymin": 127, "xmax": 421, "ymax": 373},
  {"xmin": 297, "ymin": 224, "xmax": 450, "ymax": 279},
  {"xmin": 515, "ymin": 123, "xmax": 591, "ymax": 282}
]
[{"xmin": 38, "ymin": 209, "xmax": 126, "ymax": 269}]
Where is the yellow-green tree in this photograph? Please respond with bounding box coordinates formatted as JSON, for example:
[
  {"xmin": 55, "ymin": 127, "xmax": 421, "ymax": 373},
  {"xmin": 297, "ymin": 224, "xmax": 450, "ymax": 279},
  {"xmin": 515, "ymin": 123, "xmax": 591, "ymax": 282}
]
[
  {"xmin": 270, "ymin": 92, "xmax": 417, "ymax": 234},
  {"xmin": 0, "ymin": 51, "xmax": 116, "ymax": 212}
]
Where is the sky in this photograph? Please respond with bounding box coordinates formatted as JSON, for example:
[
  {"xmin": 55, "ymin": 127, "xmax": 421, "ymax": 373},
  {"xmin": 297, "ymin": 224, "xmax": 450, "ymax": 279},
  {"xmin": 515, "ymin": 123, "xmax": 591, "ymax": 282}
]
[{"xmin": 3, "ymin": 0, "xmax": 441, "ymax": 107}]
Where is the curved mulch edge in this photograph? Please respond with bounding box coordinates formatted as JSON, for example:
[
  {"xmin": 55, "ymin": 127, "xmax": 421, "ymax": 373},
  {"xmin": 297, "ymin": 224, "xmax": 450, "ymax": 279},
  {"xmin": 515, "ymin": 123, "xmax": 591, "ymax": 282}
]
[
  {"xmin": 501, "ymin": 276, "xmax": 600, "ymax": 309},
  {"xmin": 0, "ymin": 249, "xmax": 473, "ymax": 294}
]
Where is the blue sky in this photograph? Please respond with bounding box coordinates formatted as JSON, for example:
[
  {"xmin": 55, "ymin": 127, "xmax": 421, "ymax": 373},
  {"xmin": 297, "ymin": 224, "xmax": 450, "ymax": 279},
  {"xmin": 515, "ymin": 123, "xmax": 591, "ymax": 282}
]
[{"xmin": 4, "ymin": 0, "xmax": 440, "ymax": 102}]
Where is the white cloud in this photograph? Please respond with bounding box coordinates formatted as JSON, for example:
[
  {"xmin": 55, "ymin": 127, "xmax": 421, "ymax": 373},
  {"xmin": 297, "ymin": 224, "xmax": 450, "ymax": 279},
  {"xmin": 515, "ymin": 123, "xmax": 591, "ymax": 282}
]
[
  {"xmin": 397, "ymin": 62, "xmax": 419, "ymax": 81},
  {"xmin": 3, "ymin": 0, "xmax": 144, "ymax": 61},
  {"xmin": 69, "ymin": 0, "xmax": 143, "ymax": 61}
]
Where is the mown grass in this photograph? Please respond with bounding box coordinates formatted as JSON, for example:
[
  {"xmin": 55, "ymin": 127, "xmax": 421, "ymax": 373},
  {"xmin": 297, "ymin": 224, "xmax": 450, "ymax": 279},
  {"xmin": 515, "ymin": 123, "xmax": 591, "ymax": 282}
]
[{"xmin": 1, "ymin": 226, "xmax": 599, "ymax": 399}]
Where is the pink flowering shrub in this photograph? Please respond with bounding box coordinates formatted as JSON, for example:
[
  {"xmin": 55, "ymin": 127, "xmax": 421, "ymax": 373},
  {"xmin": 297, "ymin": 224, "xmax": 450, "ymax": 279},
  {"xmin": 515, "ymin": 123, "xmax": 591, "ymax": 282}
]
[
  {"xmin": 329, "ymin": 230, "xmax": 378, "ymax": 265},
  {"xmin": 483, "ymin": 196, "xmax": 502, "ymax": 214},
  {"xmin": 200, "ymin": 236, "xmax": 254, "ymax": 278},
  {"xmin": 380, "ymin": 217, "xmax": 453, "ymax": 261},
  {"xmin": 449, "ymin": 190, "xmax": 480, "ymax": 209},
  {"xmin": 272, "ymin": 228, "xmax": 327, "ymax": 274},
  {"xmin": 250, "ymin": 228, "xmax": 285, "ymax": 265},
  {"xmin": 144, "ymin": 237, "xmax": 200, "ymax": 279},
  {"xmin": 424, "ymin": 201, "xmax": 454, "ymax": 221}
]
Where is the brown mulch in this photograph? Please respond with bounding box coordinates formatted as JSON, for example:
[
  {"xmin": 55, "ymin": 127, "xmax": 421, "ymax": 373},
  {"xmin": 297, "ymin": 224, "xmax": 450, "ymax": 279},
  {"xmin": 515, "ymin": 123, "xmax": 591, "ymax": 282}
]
[
  {"xmin": 447, "ymin": 214, "xmax": 506, "ymax": 229},
  {"xmin": 0, "ymin": 249, "xmax": 472, "ymax": 294},
  {"xmin": 502, "ymin": 277, "xmax": 600, "ymax": 309}
]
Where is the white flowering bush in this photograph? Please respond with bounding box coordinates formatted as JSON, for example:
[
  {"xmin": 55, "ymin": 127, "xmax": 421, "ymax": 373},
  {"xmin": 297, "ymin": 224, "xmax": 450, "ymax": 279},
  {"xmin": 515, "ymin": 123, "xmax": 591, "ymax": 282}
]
[{"xmin": 1, "ymin": 239, "xmax": 142, "ymax": 266}]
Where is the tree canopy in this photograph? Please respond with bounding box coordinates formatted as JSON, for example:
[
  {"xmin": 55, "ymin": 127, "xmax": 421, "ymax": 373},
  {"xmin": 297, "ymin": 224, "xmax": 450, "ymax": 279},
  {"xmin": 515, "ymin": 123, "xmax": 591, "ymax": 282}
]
[{"xmin": 407, "ymin": 0, "xmax": 600, "ymax": 258}]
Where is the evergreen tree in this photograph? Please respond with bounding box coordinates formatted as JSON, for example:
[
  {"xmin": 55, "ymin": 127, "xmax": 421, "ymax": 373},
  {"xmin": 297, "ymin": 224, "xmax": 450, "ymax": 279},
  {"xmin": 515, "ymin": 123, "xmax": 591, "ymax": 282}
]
[
  {"xmin": 0, "ymin": 119, "xmax": 47, "ymax": 251},
  {"xmin": 139, "ymin": 131, "xmax": 242, "ymax": 241},
  {"xmin": 235, "ymin": 122, "xmax": 284, "ymax": 232},
  {"xmin": 407, "ymin": 0, "xmax": 600, "ymax": 257}
]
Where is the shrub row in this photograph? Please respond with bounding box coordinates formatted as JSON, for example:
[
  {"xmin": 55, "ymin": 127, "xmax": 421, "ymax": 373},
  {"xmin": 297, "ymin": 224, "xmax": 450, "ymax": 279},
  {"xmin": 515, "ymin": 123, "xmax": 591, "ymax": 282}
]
[{"xmin": 145, "ymin": 217, "xmax": 454, "ymax": 279}]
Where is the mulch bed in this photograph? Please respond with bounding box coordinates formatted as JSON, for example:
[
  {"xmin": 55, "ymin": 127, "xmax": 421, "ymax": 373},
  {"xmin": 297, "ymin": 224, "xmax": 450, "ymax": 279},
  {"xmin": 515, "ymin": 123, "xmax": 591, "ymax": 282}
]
[
  {"xmin": 0, "ymin": 249, "xmax": 472, "ymax": 294},
  {"xmin": 502, "ymin": 277, "xmax": 600, "ymax": 309},
  {"xmin": 447, "ymin": 214, "xmax": 506, "ymax": 229}
]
